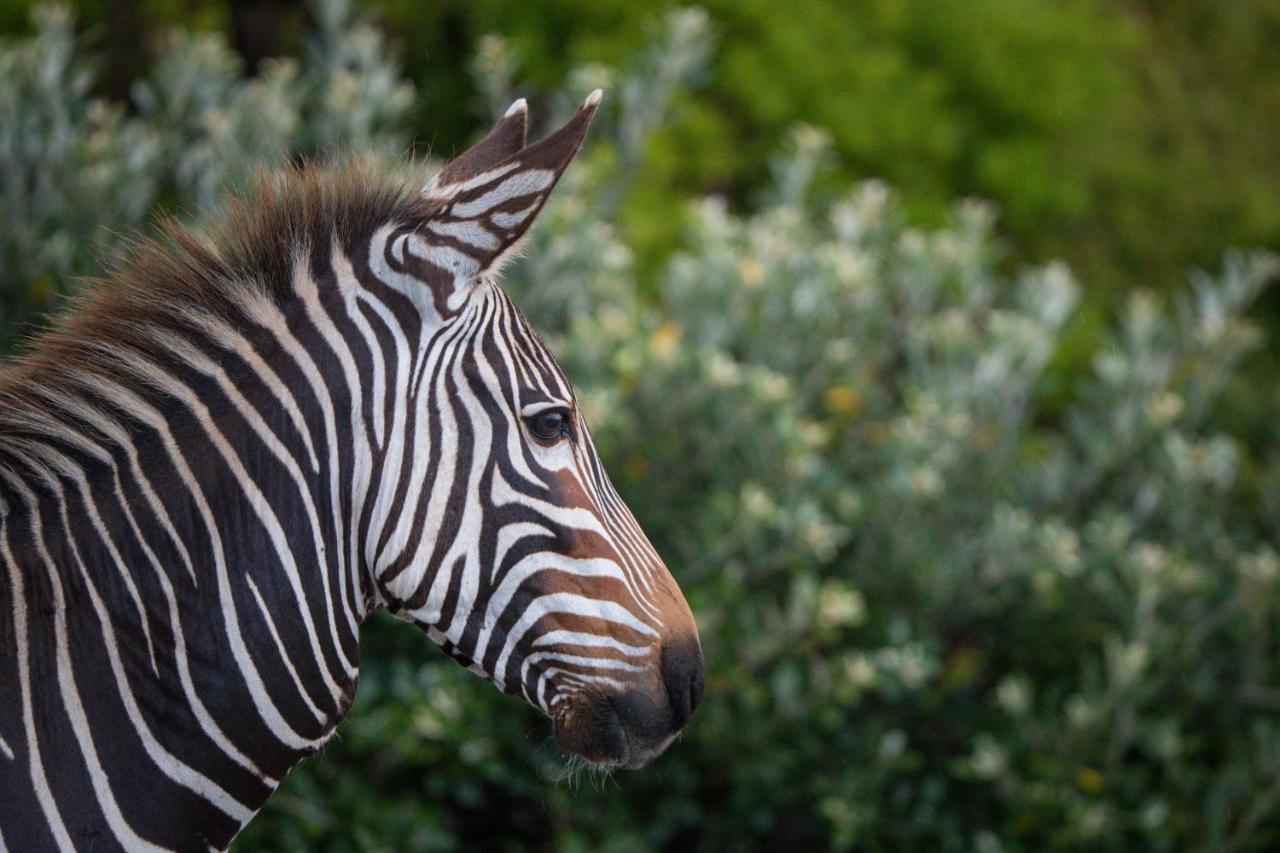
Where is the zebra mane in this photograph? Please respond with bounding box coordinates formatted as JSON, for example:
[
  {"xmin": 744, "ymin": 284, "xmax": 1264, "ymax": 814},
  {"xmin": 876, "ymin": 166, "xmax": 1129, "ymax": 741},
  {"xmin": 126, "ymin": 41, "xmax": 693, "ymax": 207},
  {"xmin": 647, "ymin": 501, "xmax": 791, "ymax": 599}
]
[{"xmin": 0, "ymin": 156, "xmax": 435, "ymax": 490}]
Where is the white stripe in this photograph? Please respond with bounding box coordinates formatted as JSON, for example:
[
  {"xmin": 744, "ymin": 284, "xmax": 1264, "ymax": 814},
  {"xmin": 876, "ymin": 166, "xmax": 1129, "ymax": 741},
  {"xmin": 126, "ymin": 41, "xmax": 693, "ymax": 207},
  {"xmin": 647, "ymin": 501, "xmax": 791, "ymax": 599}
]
[
  {"xmin": 404, "ymin": 234, "xmax": 480, "ymax": 285},
  {"xmin": 91, "ymin": 381, "xmax": 326, "ymax": 752},
  {"xmin": 537, "ymin": 668, "xmax": 627, "ymax": 703},
  {"xmin": 194, "ymin": 311, "xmax": 322, "ymax": 474},
  {"xmin": 371, "ymin": 225, "xmax": 438, "ymax": 321},
  {"xmin": 492, "ymin": 592, "xmax": 657, "ymax": 690},
  {"xmin": 56, "ymin": 378, "xmax": 272, "ymax": 781},
  {"xmin": 491, "ymin": 202, "xmax": 539, "ymax": 229},
  {"xmin": 45, "ymin": 474, "xmax": 254, "ymax": 822},
  {"xmin": 478, "ymin": 326, "xmax": 545, "ymax": 489},
  {"xmin": 451, "ymin": 169, "xmax": 554, "ymax": 218},
  {"xmin": 7, "ymin": 400, "xmax": 163, "ymax": 671},
  {"xmin": 332, "ymin": 243, "xmax": 388, "ymax": 448},
  {"xmin": 375, "ymin": 305, "xmax": 479, "ymax": 594},
  {"xmin": 246, "ymin": 577, "xmax": 326, "ymax": 724},
  {"xmin": 428, "ymin": 219, "xmax": 499, "ymax": 250},
  {"xmin": 519, "ymin": 653, "xmax": 644, "ymax": 706},
  {"xmin": 437, "ymin": 328, "xmax": 507, "ymax": 641},
  {"xmin": 112, "ymin": 347, "xmax": 347, "ymax": 708},
  {"xmin": 475, "ymin": 554, "xmax": 631, "ymax": 657},
  {"xmin": 531, "ymin": 630, "xmax": 650, "ymax": 656},
  {"xmin": 489, "ymin": 475, "xmax": 610, "ymax": 537},
  {"xmin": 293, "ymin": 254, "xmax": 379, "ymax": 635},
  {"xmin": 362, "ymin": 226, "xmax": 436, "ymax": 572},
  {"xmin": 423, "ymin": 161, "xmax": 520, "ymax": 199},
  {"xmin": 151, "ymin": 326, "xmax": 352, "ymax": 698},
  {"xmin": 33, "ymin": 384, "xmax": 201, "ymax": 586},
  {"xmin": 14, "ymin": 481, "xmax": 170, "ymax": 851},
  {"xmin": 492, "ymin": 522, "xmax": 554, "ymax": 580},
  {"xmin": 0, "ymin": 482, "xmax": 77, "ymax": 853}
]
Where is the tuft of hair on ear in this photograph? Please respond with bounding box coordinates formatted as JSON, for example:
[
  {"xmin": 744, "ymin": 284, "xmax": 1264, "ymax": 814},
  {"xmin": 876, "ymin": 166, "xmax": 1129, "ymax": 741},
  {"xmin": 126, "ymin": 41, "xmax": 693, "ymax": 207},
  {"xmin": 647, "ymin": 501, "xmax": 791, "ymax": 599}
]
[{"xmin": 482, "ymin": 233, "xmax": 531, "ymax": 282}]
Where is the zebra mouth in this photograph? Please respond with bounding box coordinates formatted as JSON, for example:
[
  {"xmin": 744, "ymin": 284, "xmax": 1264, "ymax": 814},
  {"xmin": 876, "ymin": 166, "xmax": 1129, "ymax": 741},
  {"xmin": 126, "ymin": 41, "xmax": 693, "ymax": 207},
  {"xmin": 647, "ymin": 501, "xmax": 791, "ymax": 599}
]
[
  {"xmin": 551, "ymin": 701, "xmax": 631, "ymax": 768},
  {"xmin": 551, "ymin": 691, "xmax": 678, "ymax": 770}
]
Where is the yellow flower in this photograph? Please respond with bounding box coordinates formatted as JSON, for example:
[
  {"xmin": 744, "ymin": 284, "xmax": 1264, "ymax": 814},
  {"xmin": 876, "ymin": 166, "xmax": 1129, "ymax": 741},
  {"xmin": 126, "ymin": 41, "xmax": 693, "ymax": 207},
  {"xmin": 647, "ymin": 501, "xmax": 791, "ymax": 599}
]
[
  {"xmin": 739, "ymin": 259, "xmax": 765, "ymax": 287},
  {"xmin": 824, "ymin": 384, "xmax": 862, "ymax": 417},
  {"xmin": 1077, "ymin": 767, "xmax": 1103, "ymax": 795},
  {"xmin": 648, "ymin": 322, "xmax": 681, "ymax": 359}
]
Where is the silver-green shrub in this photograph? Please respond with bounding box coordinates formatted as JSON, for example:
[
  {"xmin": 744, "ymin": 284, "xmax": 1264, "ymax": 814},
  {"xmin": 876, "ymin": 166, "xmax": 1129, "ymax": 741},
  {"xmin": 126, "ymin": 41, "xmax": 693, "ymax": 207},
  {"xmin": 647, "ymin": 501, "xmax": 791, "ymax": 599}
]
[
  {"xmin": 0, "ymin": 0, "xmax": 410, "ymax": 350},
  {"xmin": 2, "ymin": 5, "xmax": 1278, "ymax": 850},
  {"xmin": 502, "ymin": 119, "xmax": 1279, "ymax": 850}
]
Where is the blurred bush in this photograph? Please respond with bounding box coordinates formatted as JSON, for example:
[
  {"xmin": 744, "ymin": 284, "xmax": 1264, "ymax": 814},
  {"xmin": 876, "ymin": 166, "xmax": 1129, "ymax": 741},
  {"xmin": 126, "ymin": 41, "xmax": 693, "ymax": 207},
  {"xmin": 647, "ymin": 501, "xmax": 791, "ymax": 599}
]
[
  {"xmin": 4, "ymin": 4, "xmax": 1280, "ymax": 850},
  {"xmin": 4, "ymin": 0, "xmax": 1278, "ymax": 299},
  {"xmin": 369, "ymin": 0, "xmax": 1280, "ymax": 302},
  {"xmin": 0, "ymin": 0, "xmax": 410, "ymax": 352}
]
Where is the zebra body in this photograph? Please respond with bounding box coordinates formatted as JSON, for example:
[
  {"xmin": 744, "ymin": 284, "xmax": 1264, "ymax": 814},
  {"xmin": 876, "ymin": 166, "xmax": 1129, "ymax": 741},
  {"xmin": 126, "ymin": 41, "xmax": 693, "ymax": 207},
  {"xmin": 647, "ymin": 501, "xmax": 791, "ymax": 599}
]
[{"xmin": 0, "ymin": 93, "xmax": 703, "ymax": 851}]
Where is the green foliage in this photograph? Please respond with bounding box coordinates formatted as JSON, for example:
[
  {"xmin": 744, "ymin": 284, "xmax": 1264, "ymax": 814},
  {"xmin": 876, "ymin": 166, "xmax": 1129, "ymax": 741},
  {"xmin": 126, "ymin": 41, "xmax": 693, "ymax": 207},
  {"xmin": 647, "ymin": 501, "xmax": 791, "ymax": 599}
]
[
  {"xmin": 360, "ymin": 0, "xmax": 1280, "ymax": 300},
  {"xmin": 5, "ymin": 0, "xmax": 1278, "ymax": 298},
  {"xmin": 3, "ymin": 5, "xmax": 1280, "ymax": 850},
  {"xmin": 0, "ymin": 0, "xmax": 410, "ymax": 351}
]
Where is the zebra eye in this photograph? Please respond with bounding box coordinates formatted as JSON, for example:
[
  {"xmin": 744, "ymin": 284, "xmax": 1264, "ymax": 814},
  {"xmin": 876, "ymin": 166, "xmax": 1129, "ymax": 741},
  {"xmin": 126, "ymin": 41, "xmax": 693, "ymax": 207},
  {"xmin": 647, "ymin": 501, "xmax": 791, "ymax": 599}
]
[{"xmin": 527, "ymin": 408, "xmax": 570, "ymax": 443}]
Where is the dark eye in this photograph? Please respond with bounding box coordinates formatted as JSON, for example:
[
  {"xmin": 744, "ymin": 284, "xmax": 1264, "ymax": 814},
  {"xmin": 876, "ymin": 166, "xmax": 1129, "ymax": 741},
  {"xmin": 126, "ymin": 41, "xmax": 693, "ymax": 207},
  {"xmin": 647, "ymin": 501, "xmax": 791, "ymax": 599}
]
[{"xmin": 528, "ymin": 408, "xmax": 570, "ymax": 443}]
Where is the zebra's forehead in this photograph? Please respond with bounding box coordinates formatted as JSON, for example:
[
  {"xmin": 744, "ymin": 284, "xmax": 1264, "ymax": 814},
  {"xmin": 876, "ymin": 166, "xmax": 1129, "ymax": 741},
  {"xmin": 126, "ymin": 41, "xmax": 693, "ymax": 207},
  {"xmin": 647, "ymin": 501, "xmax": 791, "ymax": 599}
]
[{"xmin": 465, "ymin": 283, "xmax": 575, "ymax": 405}]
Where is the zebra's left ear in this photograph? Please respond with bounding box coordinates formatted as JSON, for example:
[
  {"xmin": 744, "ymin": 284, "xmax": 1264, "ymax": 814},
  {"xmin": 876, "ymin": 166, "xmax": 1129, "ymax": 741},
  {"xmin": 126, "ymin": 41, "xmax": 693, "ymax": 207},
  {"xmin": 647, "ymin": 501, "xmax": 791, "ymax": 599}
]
[
  {"xmin": 423, "ymin": 98, "xmax": 529, "ymax": 196},
  {"xmin": 416, "ymin": 90, "xmax": 602, "ymax": 283}
]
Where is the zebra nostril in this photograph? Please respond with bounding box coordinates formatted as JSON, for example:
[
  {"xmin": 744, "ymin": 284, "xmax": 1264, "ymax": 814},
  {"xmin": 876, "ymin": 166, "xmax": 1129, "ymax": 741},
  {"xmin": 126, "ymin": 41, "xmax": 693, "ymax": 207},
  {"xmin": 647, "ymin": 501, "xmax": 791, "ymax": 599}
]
[
  {"xmin": 661, "ymin": 637, "xmax": 705, "ymax": 730},
  {"xmin": 688, "ymin": 666, "xmax": 704, "ymax": 715}
]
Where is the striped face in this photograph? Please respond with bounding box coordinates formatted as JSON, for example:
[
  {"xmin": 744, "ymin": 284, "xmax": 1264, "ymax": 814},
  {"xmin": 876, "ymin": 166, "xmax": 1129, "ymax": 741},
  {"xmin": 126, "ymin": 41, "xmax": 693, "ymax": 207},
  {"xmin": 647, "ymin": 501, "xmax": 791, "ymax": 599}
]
[{"xmin": 366, "ymin": 94, "xmax": 702, "ymax": 768}]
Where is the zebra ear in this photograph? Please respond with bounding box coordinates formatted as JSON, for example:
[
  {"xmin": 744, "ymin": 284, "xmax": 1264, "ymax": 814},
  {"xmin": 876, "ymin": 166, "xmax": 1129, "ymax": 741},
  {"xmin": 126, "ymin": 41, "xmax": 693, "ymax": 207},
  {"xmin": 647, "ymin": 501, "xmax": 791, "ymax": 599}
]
[
  {"xmin": 423, "ymin": 98, "xmax": 529, "ymax": 196},
  {"xmin": 417, "ymin": 90, "xmax": 602, "ymax": 280}
]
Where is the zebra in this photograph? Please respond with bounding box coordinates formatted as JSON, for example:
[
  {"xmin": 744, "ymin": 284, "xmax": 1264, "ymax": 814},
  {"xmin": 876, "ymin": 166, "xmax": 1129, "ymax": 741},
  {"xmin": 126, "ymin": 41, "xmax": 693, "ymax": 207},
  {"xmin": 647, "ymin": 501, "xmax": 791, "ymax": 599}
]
[{"xmin": 0, "ymin": 91, "xmax": 704, "ymax": 851}]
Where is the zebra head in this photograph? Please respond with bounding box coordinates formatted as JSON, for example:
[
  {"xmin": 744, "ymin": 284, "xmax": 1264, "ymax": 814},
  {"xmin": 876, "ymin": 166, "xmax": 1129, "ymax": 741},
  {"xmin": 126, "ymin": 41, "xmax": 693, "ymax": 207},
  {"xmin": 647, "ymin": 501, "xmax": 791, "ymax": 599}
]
[{"xmin": 366, "ymin": 92, "xmax": 703, "ymax": 769}]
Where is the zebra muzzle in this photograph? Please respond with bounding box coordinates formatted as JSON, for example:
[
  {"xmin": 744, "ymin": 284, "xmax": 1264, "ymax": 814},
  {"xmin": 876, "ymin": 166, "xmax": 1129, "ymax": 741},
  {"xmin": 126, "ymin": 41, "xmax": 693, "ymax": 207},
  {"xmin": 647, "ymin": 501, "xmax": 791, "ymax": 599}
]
[{"xmin": 552, "ymin": 636, "xmax": 704, "ymax": 769}]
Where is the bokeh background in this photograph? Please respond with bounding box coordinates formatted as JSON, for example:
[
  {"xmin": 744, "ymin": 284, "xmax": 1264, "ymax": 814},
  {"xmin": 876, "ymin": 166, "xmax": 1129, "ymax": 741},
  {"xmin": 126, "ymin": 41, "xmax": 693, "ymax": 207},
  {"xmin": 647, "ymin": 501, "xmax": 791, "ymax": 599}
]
[{"xmin": 1, "ymin": 0, "xmax": 1279, "ymax": 849}]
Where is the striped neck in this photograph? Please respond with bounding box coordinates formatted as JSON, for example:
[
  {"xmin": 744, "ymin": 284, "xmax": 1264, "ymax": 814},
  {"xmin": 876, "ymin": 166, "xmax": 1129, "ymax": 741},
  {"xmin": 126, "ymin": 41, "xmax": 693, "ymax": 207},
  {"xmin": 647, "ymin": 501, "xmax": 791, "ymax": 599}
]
[{"xmin": 0, "ymin": 174, "xmax": 422, "ymax": 847}]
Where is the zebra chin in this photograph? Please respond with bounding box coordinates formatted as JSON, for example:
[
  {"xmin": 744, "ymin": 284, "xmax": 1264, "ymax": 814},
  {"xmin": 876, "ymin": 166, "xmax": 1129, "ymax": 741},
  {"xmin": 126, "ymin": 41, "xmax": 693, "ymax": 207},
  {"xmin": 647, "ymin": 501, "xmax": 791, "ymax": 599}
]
[{"xmin": 550, "ymin": 636, "xmax": 704, "ymax": 770}]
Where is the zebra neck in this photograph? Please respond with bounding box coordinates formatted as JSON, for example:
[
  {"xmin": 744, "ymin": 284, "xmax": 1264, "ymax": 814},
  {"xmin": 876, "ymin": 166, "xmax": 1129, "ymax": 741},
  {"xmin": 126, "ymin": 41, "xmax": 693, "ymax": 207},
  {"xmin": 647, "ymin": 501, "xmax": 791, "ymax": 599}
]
[{"xmin": 0, "ymin": 297, "xmax": 373, "ymax": 847}]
